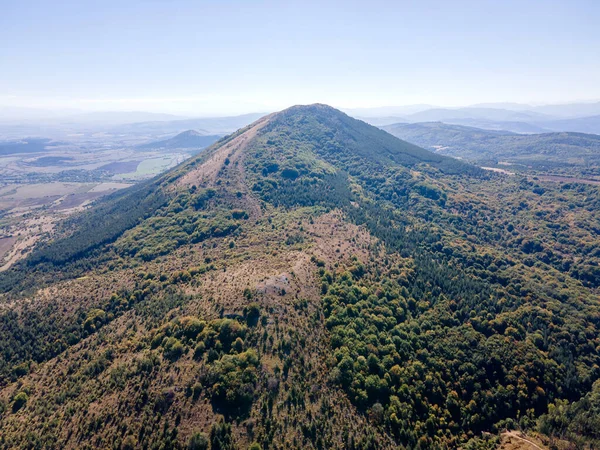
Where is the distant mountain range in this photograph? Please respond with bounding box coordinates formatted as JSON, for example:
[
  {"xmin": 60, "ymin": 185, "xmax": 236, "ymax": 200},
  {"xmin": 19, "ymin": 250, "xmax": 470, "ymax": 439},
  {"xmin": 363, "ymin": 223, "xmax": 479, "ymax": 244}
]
[
  {"xmin": 0, "ymin": 108, "xmax": 189, "ymax": 125},
  {"xmin": 430, "ymin": 118, "xmax": 552, "ymax": 134},
  {"xmin": 361, "ymin": 106, "xmax": 600, "ymax": 135},
  {"xmin": 351, "ymin": 101, "xmax": 600, "ymax": 120},
  {"xmin": 404, "ymin": 107, "xmax": 551, "ymax": 123},
  {"xmin": 136, "ymin": 130, "xmax": 222, "ymax": 152},
  {"xmin": 0, "ymin": 112, "xmax": 266, "ymax": 141},
  {"xmin": 539, "ymin": 114, "xmax": 600, "ymax": 135},
  {"xmin": 383, "ymin": 121, "xmax": 600, "ymax": 170},
  {"xmin": 2, "ymin": 102, "xmax": 600, "ymax": 142},
  {"xmin": 109, "ymin": 113, "xmax": 266, "ymax": 137}
]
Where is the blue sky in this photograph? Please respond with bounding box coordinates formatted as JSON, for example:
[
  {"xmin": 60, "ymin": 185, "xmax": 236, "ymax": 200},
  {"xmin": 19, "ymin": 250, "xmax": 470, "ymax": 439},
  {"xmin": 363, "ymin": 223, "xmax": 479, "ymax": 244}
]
[{"xmin": 1, "ymin": 0, "xmax": 599, "ymax": 115}]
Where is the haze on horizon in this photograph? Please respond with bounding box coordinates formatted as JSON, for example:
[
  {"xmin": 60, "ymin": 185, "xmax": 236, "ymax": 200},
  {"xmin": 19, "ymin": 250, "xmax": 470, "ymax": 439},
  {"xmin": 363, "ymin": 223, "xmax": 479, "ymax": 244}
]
[{"xmin": 1, "ymin": 0, "xmax": 599, "ymax": 116}]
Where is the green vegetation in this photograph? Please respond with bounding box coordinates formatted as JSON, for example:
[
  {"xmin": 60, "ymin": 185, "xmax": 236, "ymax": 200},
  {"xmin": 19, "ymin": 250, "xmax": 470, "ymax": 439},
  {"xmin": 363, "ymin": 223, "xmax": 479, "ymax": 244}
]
[
  {"xmin": 538, "ymin": 380, "xmax": 600, "ymax": 447},
  {"xmin": 384, "ymin": 121, "xmax": 600, "ymax": 175},
  {"xmin": 0, "ymin": 105, "xmax": 599, "ymax": 449}
]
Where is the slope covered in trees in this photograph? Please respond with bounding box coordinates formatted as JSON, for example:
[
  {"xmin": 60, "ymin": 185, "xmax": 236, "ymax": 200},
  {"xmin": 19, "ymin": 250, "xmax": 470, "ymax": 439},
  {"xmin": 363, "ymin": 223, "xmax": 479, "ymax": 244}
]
[
  {"xmin": 0, "ymin": 105, "xmax": 599, "ymax": 449},
  {"xmin": 383, "ymin": 121, "xmax": 600, "ymax": 174}
]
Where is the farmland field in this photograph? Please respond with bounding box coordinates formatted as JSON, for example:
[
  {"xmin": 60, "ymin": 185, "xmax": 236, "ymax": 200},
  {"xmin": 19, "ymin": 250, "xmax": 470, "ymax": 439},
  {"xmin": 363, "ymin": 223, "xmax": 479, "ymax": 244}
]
[{"xmin": 0, "ymin": 181, "xmax": 133, "ymax": 270}]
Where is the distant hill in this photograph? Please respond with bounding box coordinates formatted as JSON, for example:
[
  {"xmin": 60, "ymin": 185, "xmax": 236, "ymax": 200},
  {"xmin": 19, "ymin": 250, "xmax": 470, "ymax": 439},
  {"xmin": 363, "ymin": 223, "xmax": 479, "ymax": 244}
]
[
  {"xmin": 136, "ymin": 130, "xmax": 222, "ymax": 152},
  {"xmin": 383, "ymin": 121, "xmax": 514, "ymax": 148},
  {"xmin": 59, "ymin": 111, "xmax": 189, "ymax": 126},
  {"xmin": 404, "ymin": 107, "xmax": 550, "ymax": 123},
  {"xmin": 440, "ymin": 117, "xmax": 551, "ymax": 134},
  {"xmin": 349, "ymin": 101, "xmax": 600, "ymax": 122},
  {"xmin": 357, "ymin": 115, "xmax": 408, "ymax": 126},
  {"xmin": 0, "ymin": 108, "xmax": 187, "ymax": 125},
  {"xmin": 469, "ymin": 101, "xmax": 600, "ymax": 118},
  {"xmin": 535, "ymin": 114, "xmax": 600, "ymax": 135},
  {"xmin": 358, "ymin": 105, "xmax": 600, "ymax": 134},
  {"xmin": 110, "ymin": 112, "xmax": 266, "ymax": 136},
  {"xmin": 0, "ymin": 138, "xmax": 57, "ymax": 156},
  {"xmin": 344, "ymin": 104, "xmax": 433, "ymax": 117},
  {"xmin": 530, "ymin": 101, "xmax": 600, "ymax": 118},
  {"xmin": 383, "ymin": 121, "xmax": 600, "ymax": 169}
]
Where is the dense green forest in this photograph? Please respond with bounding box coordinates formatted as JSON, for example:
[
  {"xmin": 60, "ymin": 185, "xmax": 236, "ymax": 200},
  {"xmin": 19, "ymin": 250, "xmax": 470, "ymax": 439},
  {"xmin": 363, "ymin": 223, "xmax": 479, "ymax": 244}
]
[{"xmin": 0, "ymin": 105, "xmax": 599, "ymax": 449}]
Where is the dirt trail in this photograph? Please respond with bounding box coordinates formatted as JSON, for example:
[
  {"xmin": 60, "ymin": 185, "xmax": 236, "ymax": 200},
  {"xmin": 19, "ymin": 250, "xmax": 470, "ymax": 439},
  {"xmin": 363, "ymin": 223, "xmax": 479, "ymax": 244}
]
[
  {"xmin": 500, "ymin": 431, "xmax": 547, "ymax": 450},
  {"xmin": 176, "ymin": 114, "xmax": 272, "ymax": 189}
]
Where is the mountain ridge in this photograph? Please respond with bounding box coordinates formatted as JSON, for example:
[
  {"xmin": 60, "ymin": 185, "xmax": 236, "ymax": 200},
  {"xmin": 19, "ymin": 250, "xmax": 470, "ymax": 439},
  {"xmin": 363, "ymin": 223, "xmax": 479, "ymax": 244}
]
[{"xmin": 383, "ymin": 121, "xmax": 600, "ymax": 170}]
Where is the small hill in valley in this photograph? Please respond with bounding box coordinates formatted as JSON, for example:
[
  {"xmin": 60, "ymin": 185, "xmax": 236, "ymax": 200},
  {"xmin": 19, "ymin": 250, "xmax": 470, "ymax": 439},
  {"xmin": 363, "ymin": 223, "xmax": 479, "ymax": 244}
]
[{"xmin": 136, "ymin": 129, "xmax": 222, "ymax": 152}]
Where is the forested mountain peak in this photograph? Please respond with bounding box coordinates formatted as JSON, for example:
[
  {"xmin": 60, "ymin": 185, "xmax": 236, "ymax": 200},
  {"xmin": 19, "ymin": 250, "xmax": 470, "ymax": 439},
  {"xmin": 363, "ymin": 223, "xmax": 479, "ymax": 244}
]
[{"xmin": 1, "ymin": 105, "xmax": 600, "ymax": 449}]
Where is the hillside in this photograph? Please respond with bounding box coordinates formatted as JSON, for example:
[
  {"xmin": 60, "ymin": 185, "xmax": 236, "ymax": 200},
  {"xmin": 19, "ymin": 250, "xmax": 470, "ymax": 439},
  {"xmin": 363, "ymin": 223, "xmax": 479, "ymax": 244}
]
[
  {"xmin": 384, "ymin": 121, "xmax": 600, "ymax": 173},
  {"xmin": 137, "ymin": 130, "xmax": 222, "ymax": 152},
  {"xmin": 0, "ymin": 105, "xmax": 599, "ymax": 449}
]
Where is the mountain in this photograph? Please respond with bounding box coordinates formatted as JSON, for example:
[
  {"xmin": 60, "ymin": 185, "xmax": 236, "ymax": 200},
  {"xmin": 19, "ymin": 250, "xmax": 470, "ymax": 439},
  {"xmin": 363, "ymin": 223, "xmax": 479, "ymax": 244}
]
[
  {"xmin": 471, "ymin": 101, "xmax": 600, "ymax": 118},
  {"xmin": 344, "ymin": 104, "xmax": 434, "ymax": 117},
  {"xmin": 534, "ymin": 114, "xmax": 600, "ymax": 135},
  {"xmin": 109, "ymin": 113, "xmax": 266, "ymax": 136},
  {"xmin": 348, "ymin": 101, "xmax": 600, "ymax": 122},
  {"xmin": 357, "ymin": 115, "xmax": 408, "ymax": 126},
  {"xmin": 136, "ymin": 130, "xmax": 223, "ymax": 152},
  {"xmin": 383, "ymin": 121, "xmax": 600, "ymax": 170},
  {"xmin": 0, "ymin": 112, "xmax": 266, "ymax": 141},
  {"xmin": 404, "ymin": 107, "xmax": 551, "ymax": 123},
  {"xmin": 1, "ymin": 105, "xmax": 599, "ymax": 449},
  {"xmin": 530, "ymin": 101, "xmax": 600, "ymax": 118},
  {"xmin": 58, "ymin": 111, "xmax": 190, "ymax": 126},
  {"xmin": 441, "ymin": 117, "xmax": 551, "ymax": 134},
  {"xmin": 357, "ymin": 107, "xmax": 554, "ymax": 134},
  {"xmin": 378, "ymin": 106, "xmax": 600, "ymax": 135}
]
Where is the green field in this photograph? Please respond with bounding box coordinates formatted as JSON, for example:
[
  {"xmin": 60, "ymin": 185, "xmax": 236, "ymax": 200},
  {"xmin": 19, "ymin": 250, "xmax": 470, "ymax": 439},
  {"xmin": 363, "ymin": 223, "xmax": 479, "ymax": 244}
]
[{"xmin": 114, "ymin": 154, "xmax": 187, "ymax": 180}]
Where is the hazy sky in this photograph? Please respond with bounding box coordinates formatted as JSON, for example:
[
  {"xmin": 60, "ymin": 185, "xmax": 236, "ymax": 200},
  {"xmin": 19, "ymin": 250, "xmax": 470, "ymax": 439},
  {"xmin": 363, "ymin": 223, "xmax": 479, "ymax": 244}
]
[{"xmin": 1, "ymin": 0, "xmax": 599, "ymax": 115}]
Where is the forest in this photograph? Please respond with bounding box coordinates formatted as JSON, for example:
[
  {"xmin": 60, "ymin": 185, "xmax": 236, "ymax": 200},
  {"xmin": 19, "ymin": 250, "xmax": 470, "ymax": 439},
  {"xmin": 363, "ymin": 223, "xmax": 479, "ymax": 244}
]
[{"xmin": 0, "ymin": 105, "xmax": 599, "ymax": 449}]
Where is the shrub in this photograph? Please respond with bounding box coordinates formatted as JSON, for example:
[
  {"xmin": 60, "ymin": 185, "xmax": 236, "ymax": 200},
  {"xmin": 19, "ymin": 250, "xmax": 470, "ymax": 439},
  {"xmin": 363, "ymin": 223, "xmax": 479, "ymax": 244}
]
[
  {"xmin": 188, "ymin": 432, "xmax": 209, "ymax": 450},
  {"xmin": 12, "ymin": 391, "xmax": 28, "ymax": 412},
  {"xmin": 163, "ymin": 337, "xmax": 185, "ymax": 360}
]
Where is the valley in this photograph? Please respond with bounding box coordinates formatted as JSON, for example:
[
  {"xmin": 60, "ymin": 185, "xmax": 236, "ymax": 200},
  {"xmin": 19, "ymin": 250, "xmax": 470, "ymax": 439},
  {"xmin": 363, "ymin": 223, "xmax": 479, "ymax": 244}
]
[{"xmin": 0, "ymin": 127, "xmax": 227, "ymax": 270}]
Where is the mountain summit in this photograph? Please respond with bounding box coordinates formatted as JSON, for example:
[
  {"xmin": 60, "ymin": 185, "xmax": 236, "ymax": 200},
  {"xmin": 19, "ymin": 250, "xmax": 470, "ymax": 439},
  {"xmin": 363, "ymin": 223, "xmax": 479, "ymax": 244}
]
[{"xmin": 1, "ymin": 105, "xmax": 599, "ymax": 449}]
